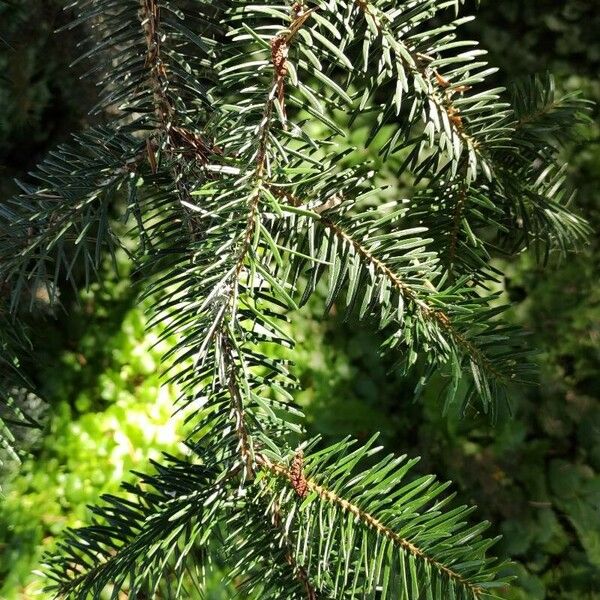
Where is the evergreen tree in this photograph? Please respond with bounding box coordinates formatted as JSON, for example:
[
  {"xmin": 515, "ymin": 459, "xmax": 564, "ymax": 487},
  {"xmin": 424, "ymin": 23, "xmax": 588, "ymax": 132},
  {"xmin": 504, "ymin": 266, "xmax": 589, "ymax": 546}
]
[{"xmin": 0, "ymin": 0, "xmax": 591, "ymax": 598}]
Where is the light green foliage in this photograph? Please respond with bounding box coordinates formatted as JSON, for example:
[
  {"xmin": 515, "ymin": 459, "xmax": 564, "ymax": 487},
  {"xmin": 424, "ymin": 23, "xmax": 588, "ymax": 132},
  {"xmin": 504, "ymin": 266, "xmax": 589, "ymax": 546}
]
[{"xmin": 0, "ymin": 267, "xmax": 182, "ymax": 598}]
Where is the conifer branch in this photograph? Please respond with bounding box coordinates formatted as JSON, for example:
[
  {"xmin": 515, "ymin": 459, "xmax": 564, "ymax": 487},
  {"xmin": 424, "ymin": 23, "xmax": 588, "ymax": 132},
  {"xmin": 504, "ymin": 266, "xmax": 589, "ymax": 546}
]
[
  {"xmin": 320, "ymin": 216, "xmax": 509, "ymax": 384},
  {"xmin": 1, "ymin": 1, "xmax": 589, "ymax": 598},
  {"xmin": 266, "ymin": 185, "xmax": 519, "ymax": 404},
  {"xmin": 353, "ymin": 0, "xmax": 485, "ymax": 159},
  {"xmin": 258, "ymin": 453, "xmax": 485, "ymax": 597}
]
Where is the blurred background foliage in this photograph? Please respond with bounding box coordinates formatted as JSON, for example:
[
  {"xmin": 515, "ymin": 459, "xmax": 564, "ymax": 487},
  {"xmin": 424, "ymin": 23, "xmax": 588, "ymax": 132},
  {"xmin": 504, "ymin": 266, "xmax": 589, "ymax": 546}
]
[
  {"xmin": 0, "ymin": 0, "xmax": 598, "ymax": 598},
  {"xmin": 0, "ymin": 257, "xmax": 184, "ymax": 597}
]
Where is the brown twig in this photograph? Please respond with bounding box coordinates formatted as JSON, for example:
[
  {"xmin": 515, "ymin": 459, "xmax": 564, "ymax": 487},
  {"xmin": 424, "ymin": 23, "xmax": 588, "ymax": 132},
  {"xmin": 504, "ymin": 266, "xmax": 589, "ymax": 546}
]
[
  {"xmin": 139, "ymin": 0, "xmax": 172, "ymax": 129},
  {"xmin": 269, "ymin": 497, "xmax": 318, "ymax": 599},
  {"xmin": 269, "ymin": 3, "xmax": 315, "ymax": 124},
  {"xmin": 222, "ymin": 335, "xmax": 255, "ymax": 480}
]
